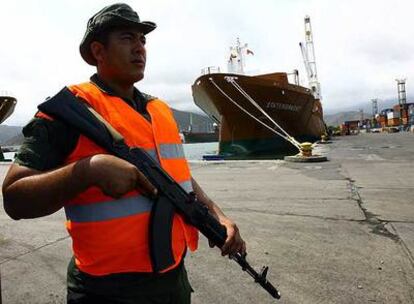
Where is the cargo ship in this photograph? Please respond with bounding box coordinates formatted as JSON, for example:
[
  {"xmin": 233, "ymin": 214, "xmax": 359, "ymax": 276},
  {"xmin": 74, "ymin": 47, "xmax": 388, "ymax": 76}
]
[
  {"xmin": 191, "ymin": 18, "xmax": 326, "ymax": 159},
  {"xmin": 181, "ymin": 113, "xmax": 219, "ymax": 143},
  {"xmin": 192, "ymin": 71, "xmax": 325, "ymax": 158}
]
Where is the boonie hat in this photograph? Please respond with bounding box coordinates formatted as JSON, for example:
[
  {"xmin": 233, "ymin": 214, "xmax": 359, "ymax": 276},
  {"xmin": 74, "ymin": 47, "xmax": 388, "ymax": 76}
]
[{"xmin": 80, "ymin": 3, "xmax": 156, "ymax": 66}]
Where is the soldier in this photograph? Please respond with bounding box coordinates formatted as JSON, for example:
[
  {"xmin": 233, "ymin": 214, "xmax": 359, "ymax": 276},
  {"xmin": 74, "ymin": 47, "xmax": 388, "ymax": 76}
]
[{"xmin": 2, "ymin": 3, "xmax": 245, "ymax": 303}]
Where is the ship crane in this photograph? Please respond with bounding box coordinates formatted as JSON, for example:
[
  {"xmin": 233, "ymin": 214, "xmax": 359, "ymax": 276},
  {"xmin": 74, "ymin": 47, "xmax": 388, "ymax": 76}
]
[{"xmin": 299, "ymin": 15, "xmax": 321, "ymax": 100}]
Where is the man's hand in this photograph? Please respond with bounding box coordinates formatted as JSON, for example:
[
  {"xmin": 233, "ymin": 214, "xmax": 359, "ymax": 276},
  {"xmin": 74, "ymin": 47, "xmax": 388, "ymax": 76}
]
[
  {"xmin": 220, "ymin": 217, "xmax": 247, "ymax": 256},
  {"xmin": 209, "ymin": 216, "xmax": 246, "ymax": 256},
  {"xmin": 88, "ymin": 154, "xmax": 157, "ymax": 198}
]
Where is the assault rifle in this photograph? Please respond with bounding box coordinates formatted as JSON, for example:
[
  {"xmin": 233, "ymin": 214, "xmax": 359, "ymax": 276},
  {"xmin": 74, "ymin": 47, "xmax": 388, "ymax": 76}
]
[{"xmin": 38, "ymin": 87, "xmax": 281, "ymax": 300}]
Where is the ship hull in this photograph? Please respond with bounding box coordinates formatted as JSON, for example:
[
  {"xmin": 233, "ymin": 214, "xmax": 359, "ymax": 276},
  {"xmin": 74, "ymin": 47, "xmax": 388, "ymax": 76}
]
[
  {"xmin": 191, "ymin": 73, "xmax": 326, "ymax": 158},
  {"xmin": 0, "ymin": 96, "xmax": 17, "ymax": 124},
  {"xmin": 182, "ymin": 131, "xmax": 219, "ymax": 143}
]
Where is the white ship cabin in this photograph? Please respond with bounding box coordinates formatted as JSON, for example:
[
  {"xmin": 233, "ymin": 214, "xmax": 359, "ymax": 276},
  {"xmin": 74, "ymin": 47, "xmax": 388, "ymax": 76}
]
[{"xmin": 201, "ymin": 38, "xmax": 254, "ymax": 76}]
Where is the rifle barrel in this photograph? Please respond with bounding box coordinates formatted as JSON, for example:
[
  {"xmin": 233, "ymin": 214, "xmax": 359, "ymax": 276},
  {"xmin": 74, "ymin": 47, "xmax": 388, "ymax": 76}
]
[{"xmin": 231, "ymin": 253, "xmax": 281, "ymax": 299}]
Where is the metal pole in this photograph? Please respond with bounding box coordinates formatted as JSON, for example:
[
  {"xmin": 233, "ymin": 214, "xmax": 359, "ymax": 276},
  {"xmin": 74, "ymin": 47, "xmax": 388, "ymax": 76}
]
[{"xmin": 396, "ymin": 79, "xmax": 407, "ymax": 127}]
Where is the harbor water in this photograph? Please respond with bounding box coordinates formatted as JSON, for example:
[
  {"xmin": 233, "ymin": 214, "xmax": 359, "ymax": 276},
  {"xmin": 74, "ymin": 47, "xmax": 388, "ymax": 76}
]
[
  {"xmin": 3, "ymin": 143, "xmax": 220, "ymax": 162},
  {"xmin": 183, "ymin": 142, "xmax": 219, "ymax": 160}
]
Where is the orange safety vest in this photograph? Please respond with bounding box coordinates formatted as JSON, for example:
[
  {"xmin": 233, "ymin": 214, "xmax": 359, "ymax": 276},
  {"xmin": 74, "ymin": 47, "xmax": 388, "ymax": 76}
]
[{"xmin": 44, "ymin": 82, "xmax": 198, "ymax": 275}]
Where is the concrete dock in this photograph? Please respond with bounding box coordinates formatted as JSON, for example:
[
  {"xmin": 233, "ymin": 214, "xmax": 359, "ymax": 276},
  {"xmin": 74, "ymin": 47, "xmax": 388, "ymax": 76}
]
[{"xmin": 1, "ymin": 133, "xmax": 413, "ymax": 303}]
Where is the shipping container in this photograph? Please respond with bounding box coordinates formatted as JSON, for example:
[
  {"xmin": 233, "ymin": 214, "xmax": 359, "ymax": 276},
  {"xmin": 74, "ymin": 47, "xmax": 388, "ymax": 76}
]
[
  {"xmin": 387, "ymin": 118, "xmax": 400, "ymax": 126},
  {"xmin": 387, "ymin": 112, "xmax": 398, "ymax": 119},
  {"xmin": 379, "ymin": 115, "xmax": 387, "ymax": 127}
]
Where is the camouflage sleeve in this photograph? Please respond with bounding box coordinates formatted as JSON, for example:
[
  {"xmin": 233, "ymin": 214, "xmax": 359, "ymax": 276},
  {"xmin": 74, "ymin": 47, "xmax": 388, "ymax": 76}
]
[{"xmin": 14, "ymin": 117, "xmax": 80, "ymax": 171}]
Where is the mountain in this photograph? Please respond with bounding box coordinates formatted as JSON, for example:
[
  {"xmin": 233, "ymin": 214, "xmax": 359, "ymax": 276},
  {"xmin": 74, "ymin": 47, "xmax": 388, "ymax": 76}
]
[
  {"xmin": 171, "ymin": 109, "xmax": 215, "ymax": 132},
  {"xmin": 2, "ymin": 100, "xmax": 406, "ymax": 144},
  {"xmin": 0, "ymin": 110, "xmax": 215, "ymax": 147},
  {"xmin": 324, "ymin": 97, "xmax": 412, "ymax": 116},
  {"xmin": 0, "ymin": 125, "xmax": 22, "ymax": 145},
  {"xmin": 323, "ymin": 95, "xmax": 414, "ymax": 126},
  {"xmin": 3, "ymin": 133, "xmax": 24, "ymax": 146},
  {"xmin": 324, "ymin": 111, "xmax": 370, "ymax": 127}
]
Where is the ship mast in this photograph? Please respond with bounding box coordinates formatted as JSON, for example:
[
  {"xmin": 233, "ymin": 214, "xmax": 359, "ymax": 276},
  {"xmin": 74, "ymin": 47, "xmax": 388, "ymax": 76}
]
[
  {"xmin": 188, "ymin": 112, "xmax": 193, "ymax": 132},
  {"xmin": 299, "ymin": 15, "xmax": 321, "ymax": 100},
  {"xmin": 228, "ymin": 38, "xmax": 249, "ymax": 74}
]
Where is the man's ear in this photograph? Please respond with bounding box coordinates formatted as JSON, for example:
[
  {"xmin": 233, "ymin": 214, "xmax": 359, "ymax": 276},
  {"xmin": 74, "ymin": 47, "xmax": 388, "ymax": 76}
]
[{"xmin": 90, "ymin": 41, "xmax": 106, "ymax": 64}]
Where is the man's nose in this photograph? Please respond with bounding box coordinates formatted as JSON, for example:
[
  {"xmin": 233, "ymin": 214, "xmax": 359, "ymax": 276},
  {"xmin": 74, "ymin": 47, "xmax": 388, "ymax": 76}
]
[{"xmin": 133, "ymin": 40, "xmax": 145, "ymax": 54}]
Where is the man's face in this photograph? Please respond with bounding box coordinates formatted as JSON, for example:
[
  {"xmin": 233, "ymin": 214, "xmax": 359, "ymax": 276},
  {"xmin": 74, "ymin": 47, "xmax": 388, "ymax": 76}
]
[{"xmin": 96, "ymin": 27, "xmax": 147, "ymax": 84}]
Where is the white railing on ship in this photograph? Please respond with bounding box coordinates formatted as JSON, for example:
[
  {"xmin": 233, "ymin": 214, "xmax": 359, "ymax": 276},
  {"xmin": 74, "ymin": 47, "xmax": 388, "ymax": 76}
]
[{"xmin": 201, "ymin": 66, "xmax": 221, "ymax": 75}]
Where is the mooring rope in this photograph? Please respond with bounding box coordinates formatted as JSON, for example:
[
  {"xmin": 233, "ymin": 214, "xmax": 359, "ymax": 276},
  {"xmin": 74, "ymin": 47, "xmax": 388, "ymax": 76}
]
[{"xmin": 208, "ymin": 77, "xmax": 302, "ymax": 151}]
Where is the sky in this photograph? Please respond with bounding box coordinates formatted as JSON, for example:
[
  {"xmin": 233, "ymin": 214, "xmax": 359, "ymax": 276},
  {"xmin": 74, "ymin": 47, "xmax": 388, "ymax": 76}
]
[{"xmin": 1, "ymin": 0, "xmax": 413, "ymax": 126}]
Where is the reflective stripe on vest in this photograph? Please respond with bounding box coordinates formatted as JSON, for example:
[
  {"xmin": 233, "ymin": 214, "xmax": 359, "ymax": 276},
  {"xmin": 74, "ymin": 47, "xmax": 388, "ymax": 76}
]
[
  {"xmin": 61, "ymin": 82, "xmax": 198, "ymax": 276},
  {"xmin": 65, "ymin": 180, "xmax": 193, "ymax": 223},
  {"xmin": 158, "ymin": 143, "xmax": 185, "ymax": 159},
  {"xmin": 145, "ymin": 143, "xmax": 185, "ymax": 161}
]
